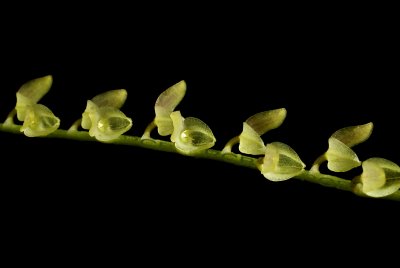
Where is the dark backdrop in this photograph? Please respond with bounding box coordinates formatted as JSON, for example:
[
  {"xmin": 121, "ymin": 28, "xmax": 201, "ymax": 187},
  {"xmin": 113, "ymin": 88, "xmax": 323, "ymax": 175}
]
[{"xmin": 1, "ymin": 4, "xmax": 398, "ymax": 263}]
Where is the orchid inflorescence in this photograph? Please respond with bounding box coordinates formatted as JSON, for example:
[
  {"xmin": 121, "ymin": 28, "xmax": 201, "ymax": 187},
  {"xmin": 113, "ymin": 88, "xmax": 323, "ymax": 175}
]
[{"xmin": 1, "ymin": 75, "xmax": 399, "ymax": 200}]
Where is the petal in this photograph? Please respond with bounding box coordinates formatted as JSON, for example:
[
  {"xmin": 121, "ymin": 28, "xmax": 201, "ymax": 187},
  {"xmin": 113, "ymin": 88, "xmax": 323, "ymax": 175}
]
[
  {"xmin": 154, "ymin": 107, "xmax": 174, "ymax": 136},
  {"xmin": 16, "ymin": 75, "xmax": 53, "ymax": 121},
  {"xmin": 245, "ymin": 108, "xmax": 287, "ymax": 135},
  {"xmin": 182, "ymin": 116, "xmax": 216, "ymax": 146},
  {"xmin": 261, "ymin": 142, "xmax": 305, "ymax": 181},
  {"xmin": 16, "ymin": 93, "xmax": 34, "ymax": 121},
  {"xmin": 331, "ymin": 122, "xmax": 373, "ymax": 148},
  {"xmin": 359, "ymin": 157, "xmax": 400, "ymax": 197},
  {"xmin": 171, "ymin": 112, "xmax": 216, "ymax": 155},
  {"xmin": 360, "ymin": 159, "xmax": 386, "ymax": 193},
  {"xmin": 170, "ymin": 111, "xmax": 185, "ymax": 143},
  {"xmin": 17, "ymin": 75, "xmax": 53, "ymax": 103},
  {"xmin": 326, "ymin": 137, "xmax": 361, "ymax": 172},
  {"xmin": 91, "ymin": 89, "xmax": 128, "ymax": 109},
  {"xmin": 155, "ymin": 80, "xmax": 186, "ymax": 114},
  {"xmin": 91, "ymin": 107, "xmax": 132, "ymax": 142},
  {"xmin": 154, "ymin": 80, "xmax": 187, "ymax": 136},
  {"xmin": 20, "ymin": 104, "xmax": 60, "ymax": 137},
  {"xmin": 81, "ymin": 100, "xmax": 100, "ymax": 130},
  {"xmin": 363, "ymin": 180, "xmax": 400, "ymax": 198},
  {"xmin": 238, "ymin": 122, "xmax": 266, "ymax": 155},
  {"xmin": 364, "ymin": 157, "xmax": 400, "ymax": 180}
]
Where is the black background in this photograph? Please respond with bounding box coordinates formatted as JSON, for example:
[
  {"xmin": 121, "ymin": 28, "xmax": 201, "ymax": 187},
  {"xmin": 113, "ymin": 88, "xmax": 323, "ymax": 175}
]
[{"xmin": 1, "ymin": 4, "xmax": 398, "ymax": 263}]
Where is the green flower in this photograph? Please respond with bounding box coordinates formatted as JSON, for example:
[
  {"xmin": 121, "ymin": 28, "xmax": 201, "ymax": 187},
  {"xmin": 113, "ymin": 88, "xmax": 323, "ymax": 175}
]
[
  {"xmin": 81, "ymin": 89, "xmax": 132, "ymax": 142},
  {"xmin": 353, "ymin": 158, "xmax": 400, "ymax": 197},
  {"xmin": 258, "ymin": 142, "xmax": 305, "ymax": 181},
  {"xmin": 170, "ymin": 111, "xmax": 216, "ymax": 155},
  {"xmin": 13, "ymin": 75, "xmax": 60, "ymax": 137},
  {"xmin": 325, "ymin": 122, "xmax": 373, "ymax": 172},
  {"xmin": 16, "ymin": 75, "xmax": 53, "ymax": 121},
  {"xmin": 312, "ymin": 122, "xmax": 373, "ymax": 173},
  {"xmin": 239, "ymin": 109, "xmax": 287, "ymax": 155},
  {"xmin": 20, "ymin": 104, "xmax": 60, "ymax": 137},
  {"xmin": 154, "ymin": 80, "xmax": 187, "ymax": 136}
]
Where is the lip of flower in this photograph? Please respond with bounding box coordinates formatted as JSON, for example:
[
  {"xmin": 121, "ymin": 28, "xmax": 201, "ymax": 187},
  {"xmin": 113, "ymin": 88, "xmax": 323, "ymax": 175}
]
[{"xmin": 92, "ymin": 114, "xmax": 132, "ymax": 142}]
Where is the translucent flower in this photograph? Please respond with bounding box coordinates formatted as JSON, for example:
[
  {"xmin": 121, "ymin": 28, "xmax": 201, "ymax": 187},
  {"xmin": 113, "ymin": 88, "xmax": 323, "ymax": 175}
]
[
  {"xmin": 326, "ymin": 137, "xmax": 361, "ymax": 172},
  {"xmin": 239, "ymin": 109, "xmax": 287, "ymax": 155},
  {"xmin": 222, "ymin": 108, "xmax": 287, "ymax": 154},
  {"xmin": 325, "ymin": 122, "xmax": 373, "ymax": 172},
  {"xmin": 259, "ymin": 142, "xmax": 305, "ymax": 181},
  {"xmin": 16, "ymin": 75, "xmax": 53, "ymax": 121},
  {"xmin": 170, "ymin": 111, "xmax": 216, "ymax": 155},
  {"xmin": 154, "ymin": 80, "xmax": 187, "ymax": 136},
  {"xmin": 10, "ymin": 75, "xmax": 60, "ymax": 137},
  {"xmin": 20, "ymin": 104, "xmax": 60, "ymax": 137},
  {"xmin": 81, "ymin": 89, "xmax": 132, "ymax": 142},
  {"xmin": 311, "ymin": 122, "xmax": 373, "ymax": 173},
  {"xmin": 82, "ymin": 89, "xmax": 127, "ymax": 130},
  {"xmin": 352, "ymin": 158, "xmax": 400, "ymax": 198}
]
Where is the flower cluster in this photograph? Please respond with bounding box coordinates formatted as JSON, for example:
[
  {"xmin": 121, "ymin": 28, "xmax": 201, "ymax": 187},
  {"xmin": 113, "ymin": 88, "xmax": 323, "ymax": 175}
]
[{"xmin": 2, "ymin": 75, "xmax": 399, "ymax": 199}]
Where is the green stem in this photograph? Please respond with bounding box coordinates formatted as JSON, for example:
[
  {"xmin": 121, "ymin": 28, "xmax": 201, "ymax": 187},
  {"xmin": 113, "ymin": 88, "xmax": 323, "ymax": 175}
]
[
  {"xmin": 141, "ymin": 120, "xmax": 156, "ymax": 140},
  {"xmin": 310, "ymin": 154, "xmax": 327, "ymax": 173},
  {"xmin": 222, "ymin": 135, "xmax": 240, "ymax": 153},
  {"xmin": 1, "ymin": 122, "xmax": 399, "ymax": 201}
]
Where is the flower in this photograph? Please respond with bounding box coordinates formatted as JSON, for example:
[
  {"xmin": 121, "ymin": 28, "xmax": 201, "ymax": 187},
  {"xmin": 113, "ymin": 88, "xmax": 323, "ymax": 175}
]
[
  {"xmin": 238, "ymin": 108, "xmax": 287, "ymax": 155},
  {"xmin": 352, "ymin": 157, "xmax": 400, "ymax": 197},
  {"xmin": 170, "ymin": 111, "xmax": 216, "ymax": 155},
  {"xmin": 81, "ymin": 89, "xmax": 132, "ymax": 142},
  {"xmin": 16, "ymin": 75, "xmax": 53, "ymax": 121},
  {"xmin": 258, "ymin": 142, "xmax": 305, "ymax": 181},
  {"xmin": 154, "ymin": 80, "xmax": 186, "ymax": 136},
  {"xmin": 20, "ymin": 104, "xmax": 60, "ymax": 137},
  {"xmin": 325, "ymin": 122, "xmax": 373, "ymax": 172},
  {"xmin": 14, "ymin": 75, "xmax": 60, "ymax": 137}
]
